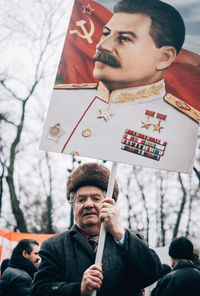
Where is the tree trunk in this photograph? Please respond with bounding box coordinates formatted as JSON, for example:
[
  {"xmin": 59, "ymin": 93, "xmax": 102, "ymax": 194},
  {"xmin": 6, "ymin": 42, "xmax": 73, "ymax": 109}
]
[
  {"xmin": 0, "ymin": 161, "xmax": 5, "ymax": 213},
  {"xmin": 46, "ymin": 194, "xmax": 54, "ymax": 233},
  {"xmin": 173, "ymin": 173, "xmax": 187, "ymax": 239},
  {"xmin": 125, "ymin": 172, "xmax": 132, "ymax": 229},
  {"xmin": 134, "ymin": 168, "xmax": 150, "ymax": 244},
  {"xmin": 45, "ymin": 153, "xmax": 54, "ymax": 234},
  {"xmin": 6, "ymin": 175, "xmax": 27, "ymax": 232},
  {"xmin": 159, "ymin": 175, "xmax": 166, "ymax": 246}
]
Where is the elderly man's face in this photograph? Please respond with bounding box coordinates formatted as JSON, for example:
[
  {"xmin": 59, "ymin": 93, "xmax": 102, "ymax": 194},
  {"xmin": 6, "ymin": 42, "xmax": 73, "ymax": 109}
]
[
  {"xmin": 73, "ymin": 186, "xmax": 105, "ymax": 235},
  {"xmin": 93, "ymin": 13, "xmax": 163, "ymax": 90}
]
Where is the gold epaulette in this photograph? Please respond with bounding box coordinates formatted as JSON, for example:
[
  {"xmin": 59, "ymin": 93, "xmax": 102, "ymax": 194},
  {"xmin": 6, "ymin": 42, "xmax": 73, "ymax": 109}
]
[
  {"xmin": 164, "ymin": 93, "xmax": 200, "ymax": 123},
  {"xmin": 54, "ymin": 83, "xmax": 98, "ymax": 89}
]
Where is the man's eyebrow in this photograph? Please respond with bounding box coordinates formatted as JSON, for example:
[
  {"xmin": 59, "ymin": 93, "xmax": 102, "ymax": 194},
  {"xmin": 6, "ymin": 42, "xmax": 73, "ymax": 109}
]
[
  {"xmin": 77, "ymin": 193, "xmax": 102, "ymax": 198},
  {"xmin": 118, "ymin": 31, "xmax": 137, "ymax": 38},
  {"xmin": 76, "ymin": 194, "xmax": 87, "ymax": 198},
  {"xmin": 103, "ymin": 26, "xmax": 111, "ymax": 32},
  {"xmin": 103, "ymin": 26, "xmax": 137, "ymax": 39}
]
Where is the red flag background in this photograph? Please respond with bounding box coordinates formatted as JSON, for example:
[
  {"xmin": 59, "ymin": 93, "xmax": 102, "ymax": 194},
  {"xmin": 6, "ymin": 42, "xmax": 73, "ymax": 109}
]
[
  {"xmin": 56, "ymin": 0, "xmax": 112, "ymax": 84},
  {"xmin": 56, "ymin": 0, "xmax": 200, "ymax": 112},
  {"xmin": 165, "ymin": 49, "xmax": 200, "ymax": 111},
  {"xmin": 0, "ymin": 229, "xmax": 53, "ymax": 263}
]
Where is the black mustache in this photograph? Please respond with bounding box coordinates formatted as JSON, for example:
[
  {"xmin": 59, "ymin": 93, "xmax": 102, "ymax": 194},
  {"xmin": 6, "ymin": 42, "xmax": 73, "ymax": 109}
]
[{"xmin": 93, "ymin": 51, "xmax": 121, "ymax": 68}]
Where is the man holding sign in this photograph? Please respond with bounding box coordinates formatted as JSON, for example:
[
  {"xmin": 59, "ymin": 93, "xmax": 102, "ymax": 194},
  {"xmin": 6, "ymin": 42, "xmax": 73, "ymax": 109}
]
[
  {"xmin": 31, "ymin": 163, "xmax": 162, "ymax": 296},
  {"xmin": 40, "ymin": 0, "xmax": 200, "ymax": 174}
]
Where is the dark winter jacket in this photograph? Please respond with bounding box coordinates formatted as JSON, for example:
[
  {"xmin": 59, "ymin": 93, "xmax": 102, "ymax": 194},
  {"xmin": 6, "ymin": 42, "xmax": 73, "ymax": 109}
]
[
  {"xmin": 31, "ymin": 225, "xmax": 162, "ymax": 296},
  {"xmin": 0, "ymin": 253, "xmax": 37, "ymax": 296},
  {"xmin": 151, "ymin": 260, "xmax": 200, "ymax": 296}
]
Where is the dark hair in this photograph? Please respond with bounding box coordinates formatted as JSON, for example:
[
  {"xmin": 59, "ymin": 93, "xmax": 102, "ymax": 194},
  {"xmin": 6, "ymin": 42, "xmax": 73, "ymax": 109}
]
[
  {"xmin": 12, "ymin": 239, "xmax": 39, "ymax": 256},
  {"xmin": 169, "ymin": 236, "xmax": 194, "ymax": 260},
  {"xmin": 114, "ymin": 0, "xmax": 185, "ymax": 54}
]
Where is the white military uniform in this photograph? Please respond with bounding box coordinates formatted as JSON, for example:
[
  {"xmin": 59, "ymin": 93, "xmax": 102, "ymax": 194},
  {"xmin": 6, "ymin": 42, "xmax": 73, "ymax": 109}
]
[{"xmin": 40, "ymin": 80, "xmax": 200, "ymax": 173}]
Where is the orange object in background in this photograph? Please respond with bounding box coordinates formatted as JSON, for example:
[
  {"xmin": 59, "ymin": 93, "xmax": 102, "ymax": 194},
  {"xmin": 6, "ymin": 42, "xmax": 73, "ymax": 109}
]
[{"xmin": 0, "ymin": 228, "xmax": 53, "ymax": 263}]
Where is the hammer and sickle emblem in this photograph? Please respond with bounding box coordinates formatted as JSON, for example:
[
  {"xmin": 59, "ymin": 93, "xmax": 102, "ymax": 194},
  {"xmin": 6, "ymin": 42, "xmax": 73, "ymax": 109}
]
[{"xmin": 70, "ymin": 17, "xmax": 94, "ymax": 44}]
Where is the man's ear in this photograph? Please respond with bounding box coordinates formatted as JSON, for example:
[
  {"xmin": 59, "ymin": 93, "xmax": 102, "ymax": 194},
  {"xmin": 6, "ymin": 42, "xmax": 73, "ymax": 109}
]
[
  {"xmin": 170, "ymin": 257, "xmax": 176, "ymax": 268},
  {"xmin": 22, "ymin": 250, "xmax": 28, "ymax": 258},
  {"xmin": 156, "ymin": 46, "xmax": 177, "ymax": 71}
]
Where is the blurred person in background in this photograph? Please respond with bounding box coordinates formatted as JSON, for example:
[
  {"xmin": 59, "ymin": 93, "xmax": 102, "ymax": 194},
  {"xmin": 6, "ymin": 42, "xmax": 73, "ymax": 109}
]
[
  {"xmin": 0, "ymin": 239, "xmax": 40, "ymax": 296},
  {"xmin": 151, "ymin": 237, "xmax": 200, "ymax": 296},
  {"xmin": 0, "ymin": 259, "xmax": 10, "ymax": 279}
]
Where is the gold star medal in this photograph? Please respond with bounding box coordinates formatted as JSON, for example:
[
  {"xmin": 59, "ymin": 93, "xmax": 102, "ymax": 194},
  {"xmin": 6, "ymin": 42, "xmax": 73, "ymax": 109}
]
[
  {"xmin": 153, "ymin": 120, "xmax": 164, "ymax": 133},
  {"xmin": 141, "ymin": 117, "xmax": 151, "ymax": 130},
  {"xmin": 97, "ymin": 107, "xmax": 113, "ymax": 122},
  {"xmin": 152, "ymin": 112, "xmax": 166, "ymax": 133}
]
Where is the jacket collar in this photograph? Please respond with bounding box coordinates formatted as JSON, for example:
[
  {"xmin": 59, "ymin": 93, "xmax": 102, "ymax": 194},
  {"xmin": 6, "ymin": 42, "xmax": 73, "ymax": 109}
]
[
  {"xmin": 173, "ymin": 260, "xmax": 195, "ymax": 270},
  {"xmin": 9, "ymin": 253, "xmax": 37, "ymax": 278},
  {"xmin": 69, "ymin": 225, "xmax": 95, "ymax": 259},
  {"xmin": 97, "ymin": 79, "xmax": 165, "ymax": 104}
]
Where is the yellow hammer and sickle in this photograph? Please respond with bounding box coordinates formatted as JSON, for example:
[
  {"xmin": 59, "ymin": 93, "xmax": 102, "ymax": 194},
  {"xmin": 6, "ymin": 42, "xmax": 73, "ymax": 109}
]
[{"xmin": 70, "ymin": 17, "xmax": 95, "ymax": 44}]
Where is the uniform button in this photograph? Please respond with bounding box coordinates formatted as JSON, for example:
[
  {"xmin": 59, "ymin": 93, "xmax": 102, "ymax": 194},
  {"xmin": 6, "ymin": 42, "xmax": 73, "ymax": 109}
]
[
  {"xmin": 70, "ymin": 151, "xmax": 80, "ymax": 156},
  {"xmin": 82, "ymin": 128, "xmax": 92, "ymax": 137}
]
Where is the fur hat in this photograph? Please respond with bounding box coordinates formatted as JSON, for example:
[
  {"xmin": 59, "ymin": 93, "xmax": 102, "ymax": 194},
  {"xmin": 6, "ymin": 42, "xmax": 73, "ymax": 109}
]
[
  {"xmin": 169, "ymin": 237, "xmax": 194, "ymax": 260},
  {"xmin": 66, "ymin": 163, "xmax": 119, "ymax": 201}
]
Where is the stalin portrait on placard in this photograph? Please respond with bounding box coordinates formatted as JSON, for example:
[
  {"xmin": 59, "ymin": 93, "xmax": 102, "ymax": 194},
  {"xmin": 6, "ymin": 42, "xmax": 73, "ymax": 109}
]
[{"xmin": 40, "ymin": 0, "xmax": 200, "ymax": 174}]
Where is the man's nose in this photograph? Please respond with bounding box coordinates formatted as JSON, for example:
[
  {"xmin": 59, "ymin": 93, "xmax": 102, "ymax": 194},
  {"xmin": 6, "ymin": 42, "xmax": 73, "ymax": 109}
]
[
  {"xmin": 96, "ymin": 34, "xmax": 115, "ymax": 52},
  {"xmin": 84, "ymin": 200, "xmax": 94, "ymax": 208}
]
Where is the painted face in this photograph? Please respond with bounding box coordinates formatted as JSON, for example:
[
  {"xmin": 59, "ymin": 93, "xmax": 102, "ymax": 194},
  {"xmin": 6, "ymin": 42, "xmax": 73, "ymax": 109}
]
[
  {"xmin": 73, "ymin": 186, "xmax": 105, "ymax": 235},
  {"xmin": 24, "ymin": 244, "xmax": 40, "ymax": 267},
  {"xmin": 93, "ymin": 13, "xmax": 163, "ymax": 90}
]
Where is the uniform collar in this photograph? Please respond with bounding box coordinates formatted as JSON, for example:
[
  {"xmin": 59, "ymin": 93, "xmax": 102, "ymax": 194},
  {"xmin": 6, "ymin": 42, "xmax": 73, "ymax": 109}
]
[{"xmin": 97, "ymin": 79, "xmax": 166, "ymax": 104}]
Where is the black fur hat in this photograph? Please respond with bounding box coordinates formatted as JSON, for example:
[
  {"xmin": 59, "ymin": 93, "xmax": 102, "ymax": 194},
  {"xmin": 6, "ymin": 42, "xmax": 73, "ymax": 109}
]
[{"xmin": 66, "ymin": 163, "xmax": 119, "ymax": 201}]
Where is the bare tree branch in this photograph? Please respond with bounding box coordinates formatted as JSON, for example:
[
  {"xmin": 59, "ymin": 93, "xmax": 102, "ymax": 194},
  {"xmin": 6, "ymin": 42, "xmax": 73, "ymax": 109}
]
[
  {"xmin": 193, "ymin": 166, "xmax": 200, "ymax": 186},
  {"xmin": 0, "ymin": 113, "xmax": 17, "ymax": 126}
]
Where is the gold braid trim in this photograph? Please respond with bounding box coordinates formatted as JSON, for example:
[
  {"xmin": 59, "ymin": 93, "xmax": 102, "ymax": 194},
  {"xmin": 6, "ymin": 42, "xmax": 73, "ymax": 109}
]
[
  {"xmin": 54, "ymin": 83, "xmax": 97, "ymax": 89},
  {"xmin": 112, "ymin": 83, "xmax": 164, "ymax": 103}
]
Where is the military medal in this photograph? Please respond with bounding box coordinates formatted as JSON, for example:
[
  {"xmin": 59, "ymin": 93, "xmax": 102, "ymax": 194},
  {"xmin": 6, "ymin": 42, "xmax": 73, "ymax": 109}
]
[
  {"xmin": 141, "ymin": 110, "xmax": 155, "ymax": 130},
  {"xmin": 145, "ymin": 110, "xmax": 155, "ymax": 117},
  {"xmin": 153, "ymin": 121, "xmax": 163, "ymax": 133},
  {"xmin": 157, "ymin": 112, "xmax": 167, "ymax": 121},
  {"xmin": 141, "ymin": 117, "xmax": 151, "ymax": 130},
  {"xmin": 153, "ymin": 112, "xmax": 166, "ymax": 133},
  {"xmin": 97, "ymin": 107, "xmax": 113, "ymax": 122},
  {"xmin": 48, "ymin": 123, "xmax": 64, "ymax": 142},
  {"xmin": 121, "ymin": 129, "xmax": 167, "ymax": 161}
]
